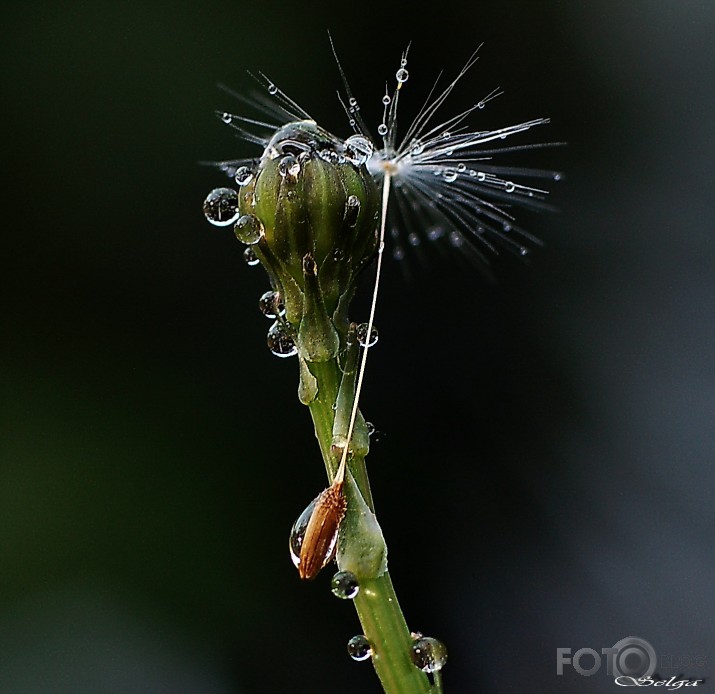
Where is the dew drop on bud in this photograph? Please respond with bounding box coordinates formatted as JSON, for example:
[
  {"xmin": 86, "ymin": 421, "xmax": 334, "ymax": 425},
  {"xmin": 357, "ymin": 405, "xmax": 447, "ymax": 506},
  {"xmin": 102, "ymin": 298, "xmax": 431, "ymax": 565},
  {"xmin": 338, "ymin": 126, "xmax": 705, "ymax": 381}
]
[
  {"xmin": 243, "ymin": 247, "xmax": 259, "ymax": 266},
  {"xmin": 234, "ymin": 214, "xmax": 264, "ymax": 245},
  {"xmin": 347, "ymin": 635, "xmax": 373, "ymax": 662},
  {"xmin": 234, "ymin": 166, "xmax": 254, "ymax": 186},
  {"xmin": 203, "ymin": 188, "xmax": 239, "ymax": 227},
  {"xmin": 396, "ymin": 68, "xmax": 409, "ymax": 83},
  {"xmin": 344, "ymin": 135, "xmax": 374, "ymax": 167},
  {"xmin": 258, "ymin": 290, "xmax": 285, "ymax": 319},
  {"xmin": 278, "ymin": 155, "xmax": 301, "ymax": 181},
  {"xmin": 356, "ymin": 323, "xmax": 378, "ymax": 348},
  {"xmin": 344, "ymin": 195, "xmax": 361, "ymax": 227},
  {"xmin": 377, "ymin": 123, "xmax": 388, "ymax": 136},
  {"xmin": 331, "ymin": 570, "xmax": 359, "ymax": 600},
  {"xmin": 267, "ymin": 321, "xmax": 297, "ymax": 358},
  {"xmin": 410, "ymin": 636, "xmax": 448, "ymax": 673}
]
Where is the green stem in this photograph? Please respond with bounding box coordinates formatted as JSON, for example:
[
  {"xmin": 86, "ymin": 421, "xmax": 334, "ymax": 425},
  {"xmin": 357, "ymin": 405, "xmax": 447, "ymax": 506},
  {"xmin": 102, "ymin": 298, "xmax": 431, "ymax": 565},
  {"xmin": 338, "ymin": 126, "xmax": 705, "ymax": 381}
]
[{"xmin": 306, "ymin": 359, "xmax": 433, "ymax": 694}]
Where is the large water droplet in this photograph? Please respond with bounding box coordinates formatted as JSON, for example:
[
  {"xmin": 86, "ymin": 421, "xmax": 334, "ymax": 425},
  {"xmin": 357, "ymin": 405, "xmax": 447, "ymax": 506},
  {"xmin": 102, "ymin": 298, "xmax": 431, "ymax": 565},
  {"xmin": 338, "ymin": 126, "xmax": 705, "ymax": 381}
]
[
  {"xmin": 234, "ymin": 166, "xmax": 254, "ymax": 186},
  {"xmin": 203, "ymin": 188, "xmax": 239, "ymax": 227},
  {"xmin": 377, "ymin": 123, "xmax": 388, "ymax": 136},
  {"xmin": 234, "ymin": 214, "xmax": 264, "ymax": 245},
  {"xmin": 243, "ymin": 247, "xmax": 259, "ymax": 266},
  {"xmin": 331, "ymin": 570, "xmax": 359, "ymax": 600},
  {"xmin": 344, "ymin": 195, "xmax": 361, "ymax": 227},
  {"xmin": 344, "ymin": 135, "xmax": 374, "ymax": 167},
  {"xmin": 410, "ymin": 636, "xmax": 447, "ymax": 673},
  {"xmin": 356, "ymin": 323, "xmax": 378, "ymax": 348},
  {"xmin": 396, "ymin": 68, "xmax": 409, "ymax": 83},
  {"xmin": 267, "ymin": 322, "xmax": 297, "ymax": 358},
  {"xmin": 347, "ymin": 635, "xmax": 372, "ymax": 662},
  {"xmin": 259, "ymin": 290, "xmax": 285, "ymax": 319},
  {"xmin": 279, "ymin": 155, "xmax": 300, "ymax": 181}
]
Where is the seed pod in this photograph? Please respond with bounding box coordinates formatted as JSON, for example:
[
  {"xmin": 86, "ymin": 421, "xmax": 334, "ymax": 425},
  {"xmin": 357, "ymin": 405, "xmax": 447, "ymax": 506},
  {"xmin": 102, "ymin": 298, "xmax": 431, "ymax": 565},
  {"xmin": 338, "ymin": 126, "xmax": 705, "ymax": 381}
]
[{"xmin": 289, "ymin": 478, "xmax": 347, "ymax": 581}]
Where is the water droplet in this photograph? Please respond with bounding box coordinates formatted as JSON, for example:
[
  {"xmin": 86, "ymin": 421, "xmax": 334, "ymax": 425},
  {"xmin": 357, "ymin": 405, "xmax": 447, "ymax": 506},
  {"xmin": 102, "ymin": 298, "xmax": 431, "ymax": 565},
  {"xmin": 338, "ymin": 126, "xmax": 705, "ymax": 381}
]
[
  {"xmin": 349, "ymin": 97, "xmax": 357, "ymax": 107},
  {"xmin": 331, "ymin": 570, "xmax": 359, "ymax": 599},
  {"xmin": 504, "ymin": 181, "xmax": 515, "ymax": 193},
  {"xmin": 267, "ymin": 321, "xmax": 297, "ymax": 358},
  {"xmin": 279, "ymin": 155, "xmax": 300, "ymax": 181},
  {"xmin": 347, "ymin": 635, "xmax": 372, "ymax": 662},
  {"xmin": 382, "ymin": 94, "xmax": 391, "ymax": 105},
  {"xmin": 377, "ymin": 123, "xmax": 388, "ymax": 136},
  {"xmin": 408, "ymin": 232, "xmax": 420, "ymax": 247},
  {"xmin": 234, "ymin": 166, "xmax": 254, "ymax": 186},
  {"xmin": 396, "ymin": 68, "xmax": 409, "ymax": 83},
  {"xmin": 519, "ymin": 246, "xmax": 529, "ymax": 256},
  {"xmin": 366, "ymin": 421, "xmax": 375, "ymax": 436},
  {"xmin": 553, "ymin": 173, "xmax": 562, "ymax": 181},
  {"xmin": 477, "ymin": 100, "xmax": 485, "ymax": 109},
  {"xmin": 392, "ymin": 246, "xmax": 405, "ymax": 261},
  {"xmin": 400, "ymin": 58, "xmax": 407, "ymax": 67},
  {"xmin": 410, "ymin": 141, "xmax": 424, "ymax": 155},
  {"xmin": 503, "ymin": 222, "xmax": 512, "ymax": 232},
  {"xmin": 259, "ymin": 290, "xmax": 285, "ymax": 319},
  {"xmin": 333, "ymin": 248, "xmax": 345, "ymax": 261},
  {"xmin": 443, "ymin": 169, "xmax": 458, "ymax": 183},
  {"xmin": 356, "ymin": 323, "xmax": 378, "ymax": 348},
  {"xmin": 457, "ymin": 163, "xmax": 466, "ymax": 173},
  {"xmin": 445, "ymin": 149, "xmax": 454, "ymax": 156},
  {"xmin": 344, "ymin": 135, "xmax": 374, "ymax": 167},
  {"xmin": 477, "ymin": 171, "xmax": 486, "ymax": 181},
  {"xmin": 243, "ymin": 247, "xmax": 259, "ymax": 266},
  {"xmin": 410, "ymin": 636, "xmax": 447, "ymax": 673},
  {"xmin": 234, "ymin": 214, "xmax": 264, "ymax": 245},
  {"xmin": 427, "ymin": 226, "xmax": 444, "ymax": 241},
  {"xmin": 349, "ymin": 118, "xmax": 355, "ymax": 127},
  {"xmin": 221, "ymin": 112, "xmax": 232, "ymax": 124},
  {"xmin": 343, "ymin": 194, "xmax": 361, "ymax": 227},
  {"xmin": 267, "ymin": 83, "xmax": 277, "ymax": 95},
  {"xmin": 499, "ymin": 133, "xmax": 507, "ymax": 140},
  {"xmin": 203, "ymin": 188, "xmax": 239, "ymax": 227}
]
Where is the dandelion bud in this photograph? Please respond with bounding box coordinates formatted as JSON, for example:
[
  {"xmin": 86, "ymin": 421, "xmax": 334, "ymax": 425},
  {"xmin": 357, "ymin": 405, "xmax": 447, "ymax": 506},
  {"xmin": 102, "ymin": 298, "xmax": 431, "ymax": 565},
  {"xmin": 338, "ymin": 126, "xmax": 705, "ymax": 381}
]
[{"xmin": 237, "ymin": 120, "xmax": 380, "ymax": 342}]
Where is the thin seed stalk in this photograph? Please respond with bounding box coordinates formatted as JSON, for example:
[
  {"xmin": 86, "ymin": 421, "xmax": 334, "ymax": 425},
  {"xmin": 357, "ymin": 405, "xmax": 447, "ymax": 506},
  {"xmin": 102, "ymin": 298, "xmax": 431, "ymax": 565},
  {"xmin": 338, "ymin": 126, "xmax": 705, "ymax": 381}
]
[{"xmin": 307, "ymin": 359, "xmax": 433, "ymax": 694}]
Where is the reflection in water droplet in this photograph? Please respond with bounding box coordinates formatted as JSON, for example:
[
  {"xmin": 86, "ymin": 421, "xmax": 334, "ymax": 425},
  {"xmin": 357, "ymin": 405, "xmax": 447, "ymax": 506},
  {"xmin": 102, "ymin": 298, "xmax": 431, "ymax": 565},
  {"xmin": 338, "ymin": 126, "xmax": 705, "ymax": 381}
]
[
  {"xmin": 347, "ymin": 635, "xmax": 372, "ymax": 662},
  {"xmin": 203, "ymin": 188, "xmax": 239, "ymax": 227},
  {"xmin": 234, "ymin": 166, "xmax": 254, "ymax": 186},
  {"xmin": 267, "ymin": 322, "xmax": 297, "ymax": 358},
  {"xmin": 259, "ymin": 290, "xmax": 285, "ymax": 319},
  {"xmin": 344, "ymin": 195, "xmax": 361, "ymax": 227},
  {"xmin": 356, "ymin": 323, "xmax": 378, "ymax": 348},
  {"xmin": 331, "ymin": 571, "xmax": 359, "ymax": 600},
  {"xmin": 344, "ymin": 135, "xmax": 374, "ymax": 167},
  {"xmin": 410, "ymin": 636, "xmax": 448, "ymax": 673},
  {"xmin": 234, "ymin": 214, "xmax": 264, "ymax": 245},
  {"xmin": 243, "ymin": 247, "xmax": 259, "ymax": 266},
  {"xmin": 279, "ymin": 155, "xmax": 300, "ymax": 181},
  {"xmin": 396, "ymin": 68, "xmax": 409, "ymax": 83},
  {"xmin": 377, "ymin": 124, "xmax": 388, "ymax": 136}
]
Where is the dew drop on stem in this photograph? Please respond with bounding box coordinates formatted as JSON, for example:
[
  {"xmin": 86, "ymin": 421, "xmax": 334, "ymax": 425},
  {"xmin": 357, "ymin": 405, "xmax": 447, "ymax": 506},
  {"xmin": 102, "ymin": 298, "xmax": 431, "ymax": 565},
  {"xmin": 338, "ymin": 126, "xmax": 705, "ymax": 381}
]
[
  {"xmin": 267, "ymin": 321, "xmax": 297, "ymax": 358},
  {"xmin": 347, "ymin": 635, "xmax": 373, "ymax": 662},
  {"xmin": 243, "ymin": 247, "xmax": 259, "ymax": 266},
  {"xmin": 258, "ymin": 290, "xmax": 285, "ymax": 319},
  {"xmin": 410, "ymin": 636, "xmax": 448, "ymax": 673},
  {"xmin": 331, "ymin": 570, "xmax": 359, "ymax": 600},
  {"xmin": 356, "ymin": 323, "xmax": 378, "ymax": 348}
]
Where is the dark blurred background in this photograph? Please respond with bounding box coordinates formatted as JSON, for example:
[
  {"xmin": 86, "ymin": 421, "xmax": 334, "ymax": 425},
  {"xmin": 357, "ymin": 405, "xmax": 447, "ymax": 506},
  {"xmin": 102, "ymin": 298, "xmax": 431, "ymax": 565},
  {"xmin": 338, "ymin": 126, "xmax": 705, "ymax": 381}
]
[{"xmin": 2, "ymin": 1, "xmax": 714, "ymax": 692}]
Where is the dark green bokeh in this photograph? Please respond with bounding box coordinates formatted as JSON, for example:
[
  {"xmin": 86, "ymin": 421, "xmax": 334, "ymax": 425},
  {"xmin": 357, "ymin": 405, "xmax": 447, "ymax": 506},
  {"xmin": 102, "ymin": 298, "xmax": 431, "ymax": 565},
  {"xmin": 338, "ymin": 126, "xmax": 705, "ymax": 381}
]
[{"xmin": 2, "ymin": 1, "xmax": 714, "ymax": 692}]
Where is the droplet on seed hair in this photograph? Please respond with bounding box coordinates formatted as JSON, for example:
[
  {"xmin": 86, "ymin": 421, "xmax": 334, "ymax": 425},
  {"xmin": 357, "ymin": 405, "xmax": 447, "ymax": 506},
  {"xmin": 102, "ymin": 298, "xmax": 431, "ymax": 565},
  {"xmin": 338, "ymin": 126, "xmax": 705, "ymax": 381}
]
[
  {"xmin": 443, "ymin": 169, "xmax": 458, "ymax": 183},
  {"xmin": 377, "ymin": 123, "xmax": 388, "ymax": 136},
  {"xmin": 267, "ymin": 321, "xmax": 297, "ymax": 358},
  {"xmin": 396, "ymin": 68, "xmax": 409, "ymax": 83},
  {"xmin": 267, "ymin": 83, "xmax": 278, "ymax": 95},
  {"xmin": 504, "ymin": 181, "xmax": 515, "ymax": 193},
  {"xmin": 347, "ymin": 635, "xmax": 373, "ymax": 662},
  {"xmin": 203, "ymin": 188, "xmax": 239, "ymax": 227}
]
